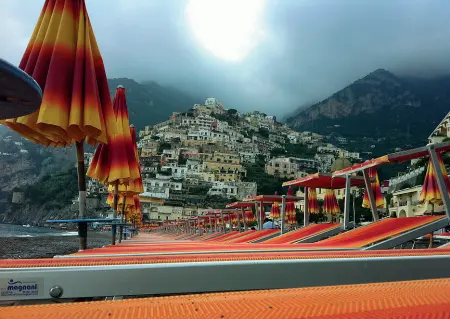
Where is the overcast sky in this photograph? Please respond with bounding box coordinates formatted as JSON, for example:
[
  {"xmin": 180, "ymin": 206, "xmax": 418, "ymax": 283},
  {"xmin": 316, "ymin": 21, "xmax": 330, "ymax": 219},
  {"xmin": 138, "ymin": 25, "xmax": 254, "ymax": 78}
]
[{"xmin": 2, "ymin": 0, "xmax": 450, "ymax": 118}]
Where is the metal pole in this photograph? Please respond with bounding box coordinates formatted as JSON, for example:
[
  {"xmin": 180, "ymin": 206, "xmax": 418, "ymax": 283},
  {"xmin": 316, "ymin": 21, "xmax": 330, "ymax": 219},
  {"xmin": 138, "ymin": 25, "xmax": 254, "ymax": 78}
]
[
  {"xmin": 304, "ymin": 187, "xmax": 309, "ymax": 227},
  {"xmin": 75, "ymin": 141, "xmax": 87, "ymax": 251},
  {"xmin": 362, "ymin": 169, "xmax": 379, "ymax": 221},
  {"xmin": 242, "ymin": 207, "xmax": 247, "ymax": 231},
  {"xmin": 281, "ymin": 195, "xmax": 286, "ymax": 234},
  {"xmin": 119, "ymin": 196, "xmax": 126, "ymax": 243},
  {"xmin": 343, "ymin": 174, "xmax": 351, "ymax": 229},
  {"xmin": 428, "ymin": 145, "xmax": 450, "ymax": 220},
  {"xmin": 353, "ymin": 190, "xmax": 356, "ymax": 228},
  {"xmin": 221, "ymin": 212, "xmax": 226, "ymax": 233},
  {"xmin": 236, "ymin": 209, "xmax": 241, "ymax": 232},
  {"xmin": 112, "ymin": 181, "xmax": 119, "ymax": 245},
  {"xmin": 254, "ymin": 203, "xmax": 259, "ymax": 230}
]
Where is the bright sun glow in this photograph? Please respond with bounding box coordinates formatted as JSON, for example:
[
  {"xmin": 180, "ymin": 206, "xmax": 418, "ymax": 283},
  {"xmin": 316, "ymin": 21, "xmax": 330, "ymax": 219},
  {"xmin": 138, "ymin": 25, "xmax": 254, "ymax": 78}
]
[{"xmin": 186, "ymin": 0, "xmax": 265, "ymax": 62}]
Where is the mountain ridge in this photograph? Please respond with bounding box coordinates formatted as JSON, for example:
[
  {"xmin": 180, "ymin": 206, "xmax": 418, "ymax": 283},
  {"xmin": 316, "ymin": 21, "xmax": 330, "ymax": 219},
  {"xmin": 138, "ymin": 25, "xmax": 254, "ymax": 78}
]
[
  {"xmin": 286, "ymin": 69, "xmax": 450, "ymax": 151},
  {"xmin": 107, "ymin": 78, "xmax": 201, "ymax": 130}
]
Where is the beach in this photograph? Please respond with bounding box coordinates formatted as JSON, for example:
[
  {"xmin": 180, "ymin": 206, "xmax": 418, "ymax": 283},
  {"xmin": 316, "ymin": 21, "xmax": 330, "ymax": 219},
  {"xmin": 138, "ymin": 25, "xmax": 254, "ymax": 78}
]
[{"xmin": 0, "ymin": 225, "xmax": 111, "ymax": 259}]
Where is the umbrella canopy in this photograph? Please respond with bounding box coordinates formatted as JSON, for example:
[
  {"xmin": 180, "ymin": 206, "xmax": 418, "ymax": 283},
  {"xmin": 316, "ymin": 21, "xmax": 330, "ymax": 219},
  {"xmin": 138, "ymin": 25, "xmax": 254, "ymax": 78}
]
[
  {"xmin": 105, "ymin": 126, "xmax": 144, "ymax": 194},
  {"xmin": 419, "ymin": 155, "xmax": 450, "ymax": 204},
  {"xmin": 284, "ymin": 186, "xmax": 297, "ymax": 225},
  {"xmin": 323, "ymin": 189, "xmax": 341, "ymax": 215},
  {"xmin": 362, "ymin": 167, "xmax": 384, "ymax": 208},
  {"xmin": 308, "ymin": 188, "xmax": 319, "ymax": 215},
  {"xmin": 2, "ymin": 0, "xmax": 116, "ymax": 147},
  {"xmin": 270, "ymin": 201, "xmax": 281, "ymax": 219},
  {"xmin": 284, "ymin": 202, "xmax": 297, "ymax": 225},
  {"xmin": 244, "ymin": 210, "xmax": 255, "ymax": 225},
  {"xmin": 231, "ymin": 213, "xmax": 238, "ymax": 226},
  {"xmin": 87, "ymin": 86, "xmax": 140, "ymax": 184},
  {"xmin": 269, "ymin": 191, "xmax": 281, "ymax": 219}
]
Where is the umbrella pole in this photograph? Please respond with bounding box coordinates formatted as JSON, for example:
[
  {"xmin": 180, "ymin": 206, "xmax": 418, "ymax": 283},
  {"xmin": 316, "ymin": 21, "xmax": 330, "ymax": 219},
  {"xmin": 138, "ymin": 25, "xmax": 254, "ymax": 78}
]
[
  {"xmin": 242, "ymin": 208, "xmax": 247, "ymax": 231},
  {"xmin": 236, "ymin": 209, "xmax": 241, "ymax": 232},
  {"xmin": 75, "ymin": 141, "xmax": 87, "ymax": 251},
  {"xmin": 343, "ymin": 174, "xmax": 351, "ymax": 229},
  {"xmin": 304, "ymin": 187, "xmax": 309, "ymax": 227},
  {"xmin": 281, "ymin": 195, "xmax": 286, "ymax": 234},
  {"xmin": 119, "ymin": 196, "xmax": 125, "ymax": 243},
  {"xmin": 112, "ymin": 181, "xmax": 119, "ymax": 245}
]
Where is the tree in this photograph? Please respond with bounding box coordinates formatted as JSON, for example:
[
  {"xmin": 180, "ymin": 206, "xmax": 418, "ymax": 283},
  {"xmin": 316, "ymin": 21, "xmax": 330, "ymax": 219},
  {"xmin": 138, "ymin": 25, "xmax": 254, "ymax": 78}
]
[
  {"xmin": 158, "ymin": 142, "xmax": 171, "ymax": 153},
  {"xmin": 227, "ymin": 109, "xmax": 238, "ymax": 116},
  {"xmin": 258, "ymin": 128, "xmax": 270, "ymax": 139}
]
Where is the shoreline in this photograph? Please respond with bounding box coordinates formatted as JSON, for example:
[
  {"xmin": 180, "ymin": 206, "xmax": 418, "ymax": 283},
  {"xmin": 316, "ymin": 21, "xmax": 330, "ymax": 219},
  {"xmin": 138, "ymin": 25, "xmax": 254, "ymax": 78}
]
[{"xmin": 0, "ymin": 231, "xmax": 111, "ymax": 259}]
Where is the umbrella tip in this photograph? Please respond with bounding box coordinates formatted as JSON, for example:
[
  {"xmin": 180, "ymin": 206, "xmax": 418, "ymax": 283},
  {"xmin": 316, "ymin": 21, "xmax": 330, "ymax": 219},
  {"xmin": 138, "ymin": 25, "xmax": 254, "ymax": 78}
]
[{"xmin": 117, "ymin": 85, "xmax": 124, "ymax": 89}]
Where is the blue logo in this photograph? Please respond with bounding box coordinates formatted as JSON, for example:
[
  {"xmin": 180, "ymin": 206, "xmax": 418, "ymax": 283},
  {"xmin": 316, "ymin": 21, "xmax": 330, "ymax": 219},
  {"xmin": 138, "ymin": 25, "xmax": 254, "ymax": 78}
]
[{"xmin": 2, "ymin": 279, "xmax": 39, "ymax": 296}]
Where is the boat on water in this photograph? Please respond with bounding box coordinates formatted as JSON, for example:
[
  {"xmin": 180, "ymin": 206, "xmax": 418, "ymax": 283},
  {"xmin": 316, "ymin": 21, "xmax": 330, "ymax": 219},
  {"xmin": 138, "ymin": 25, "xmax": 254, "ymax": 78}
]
[{"xmin": 22, "ymin": 224, "xmax": 31, "ymax": 228}]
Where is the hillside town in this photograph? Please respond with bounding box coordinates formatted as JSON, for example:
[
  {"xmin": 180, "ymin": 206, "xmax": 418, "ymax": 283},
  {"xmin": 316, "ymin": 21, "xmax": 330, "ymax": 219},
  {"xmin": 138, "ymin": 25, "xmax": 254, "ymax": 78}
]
[
  {"xmin": 1, "ymin": 95, "xmax": 449, "ymax": 227},
  {"xmin": 78, "ymin": 96, "xmax": 432, "ymax": 224}
]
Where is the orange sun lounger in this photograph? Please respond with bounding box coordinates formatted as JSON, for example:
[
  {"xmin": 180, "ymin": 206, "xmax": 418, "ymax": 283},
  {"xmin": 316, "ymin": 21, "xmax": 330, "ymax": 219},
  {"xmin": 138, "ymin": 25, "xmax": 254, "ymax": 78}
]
[
  {"xmin": 292, "ymin": 215, "xmax": 445, "ymax": 249},
  {"xmin": 263, "ymin": 223, "xmax": 341, "ymax": 244},
  {"xmin": 2, "ymin": 248, "xmax": 450, "ymax": 268},
  {"xmin": 2, "ymin": 279, "xmax": 450, "ymax": 318}
]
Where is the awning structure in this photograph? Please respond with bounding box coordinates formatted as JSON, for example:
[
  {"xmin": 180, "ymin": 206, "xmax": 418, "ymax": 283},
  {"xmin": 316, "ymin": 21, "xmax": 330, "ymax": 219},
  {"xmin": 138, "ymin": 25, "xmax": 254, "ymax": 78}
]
[
  {"xmin": 331, "ymin": 141, "xmax": 450, "ymax": 223},
  {"xmin": 242, "ymin": 194, "xmax": 302, "ymax": 232},
  {"xmin": 283, "ymin": 172, "xmax": 369, "ymax": 188},
  {"xmin": 332, "ymin": 142, "xmax": 450, "ymax": 177},
  {"xmin": 243, "ymin": 195, "xmax": 302, "ymax": 203},
  {"xmin": 226, "ymin": 202, "xmax": 255, "ymax": 208}
]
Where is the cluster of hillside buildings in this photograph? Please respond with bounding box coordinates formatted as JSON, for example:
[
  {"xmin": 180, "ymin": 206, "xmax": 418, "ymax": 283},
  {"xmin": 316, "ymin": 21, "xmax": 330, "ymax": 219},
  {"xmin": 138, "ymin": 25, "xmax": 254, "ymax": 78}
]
[{"xmin": 81, "ymin": 97, "xmax": 450, "ymax": 224}]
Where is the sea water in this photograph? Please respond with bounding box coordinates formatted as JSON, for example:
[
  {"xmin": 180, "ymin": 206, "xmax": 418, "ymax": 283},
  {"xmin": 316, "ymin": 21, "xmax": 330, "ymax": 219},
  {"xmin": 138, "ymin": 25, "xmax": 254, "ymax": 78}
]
[{"xmin": 0, "ymin": 224, "xmax": 77, "ymax": 238}]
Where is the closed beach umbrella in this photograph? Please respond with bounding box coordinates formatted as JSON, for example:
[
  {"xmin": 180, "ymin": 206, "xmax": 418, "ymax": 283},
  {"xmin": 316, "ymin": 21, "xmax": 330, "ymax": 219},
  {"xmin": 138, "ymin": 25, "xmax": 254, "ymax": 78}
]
[
  {"xmin": 87, "ymin": 87, "xmax": 141, "ymax": 244},
  {"xmin": 270, "ymin": 192, "xmax": 281, "ymax": 219},
  {"xmin": 308, "ymin": 188, "xmax": 319, "ymax": 215},
  {"xmin": 419, "ymin": 155, "xmax": 450, "ymax": 204},
  {"xmin": 324, "ymin": 189, "xmax": 341, "ymax": 215},
  {"xmin": 285, "ymin": 187, "xmax": 297, "ymax": 225},
  {"xmin": 244, "ymin": 210, "xmax": 255, "ymax": 225},
  {"xmin": 1, "ymin": 0, "xmax": 116, "ymax": 250},
  {"xmin": 270, "ymin": 202, "xmax": 281, "ymax": 219},
  {"xmin": 2, "ymin": 0, "xmax": 116, "ymax": 147},
  {"xmin": 231, "ymin": 213, "xmax": 238, "ymax": 226},
  {"xmin": 87, "ymin": 86, "xmax": 140, "ymax": 184},
  {"xmin": 362, "ymin": 167, "xmax": 384, "ymax": 208}
]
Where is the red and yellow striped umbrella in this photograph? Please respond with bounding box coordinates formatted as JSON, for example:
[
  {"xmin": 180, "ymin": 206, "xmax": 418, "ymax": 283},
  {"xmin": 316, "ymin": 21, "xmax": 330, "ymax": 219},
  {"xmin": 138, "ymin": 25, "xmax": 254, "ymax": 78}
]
[
  {"xmin": 362, "ymin": 167, "xmax": 384, "ymax": 208},
  {"xmin": 105, "ymin": 126, "xmax": 144, "ymax": 194},
  {"xmin": 284, "ymin": 202, "xmax": 297, "ymax": 225},
  {"xmin": 2, "ymin": 0, "xmax": 116, "ymax": 147},
  {"xmin": 231, "ymin": 213, "xmax": 238, "ymax": 226},
  {"xmin": 324, "ymin": 189, "xmax": 341, "ymax": 215},
  {"xmin": 420, "ymin": 155, "xmax": 450, "ymax": 204},
  {"xmin": 244, "ymin": 210, "xmax": 255, "ymax": 224},
  {"xmin": 270, "ymin": 202, "xmax": 281, "ymax": 219},
  {"xmin": 308, "ymin": 188, "xmax": 319, "ymax": 215},
  {"xmin": 87, "ymin": 86, "xmax": 140, "ymax": 184},
  {"xmin": 269, "ymin": 192, "xmax": 281, "ymax": 219}
]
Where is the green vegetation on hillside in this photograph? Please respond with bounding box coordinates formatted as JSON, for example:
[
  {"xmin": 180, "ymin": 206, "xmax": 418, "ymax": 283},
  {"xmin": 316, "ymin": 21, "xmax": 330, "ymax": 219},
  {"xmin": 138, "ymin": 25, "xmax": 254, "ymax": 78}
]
[
  {"xmin": 23, "ymin": 167, "xmax": 78, "ymax": 209},
  {"xmin": 107, "ymin": 78, "xmax": 199, "ymax": 130},
  {"xmin": 271, "ymin": 143, "xmax": 317, "ymax": 159},
  {"xmin": 244, "ymin": 155, "xmax": 289, "ymax": 195}
]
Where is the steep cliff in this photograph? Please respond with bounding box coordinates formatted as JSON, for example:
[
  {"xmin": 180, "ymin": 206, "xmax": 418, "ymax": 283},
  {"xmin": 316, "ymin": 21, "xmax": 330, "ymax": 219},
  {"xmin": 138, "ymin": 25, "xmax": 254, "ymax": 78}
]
[{"xmin": 286, "ymin": 69, "xmax": 450, "ymax": 144}]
